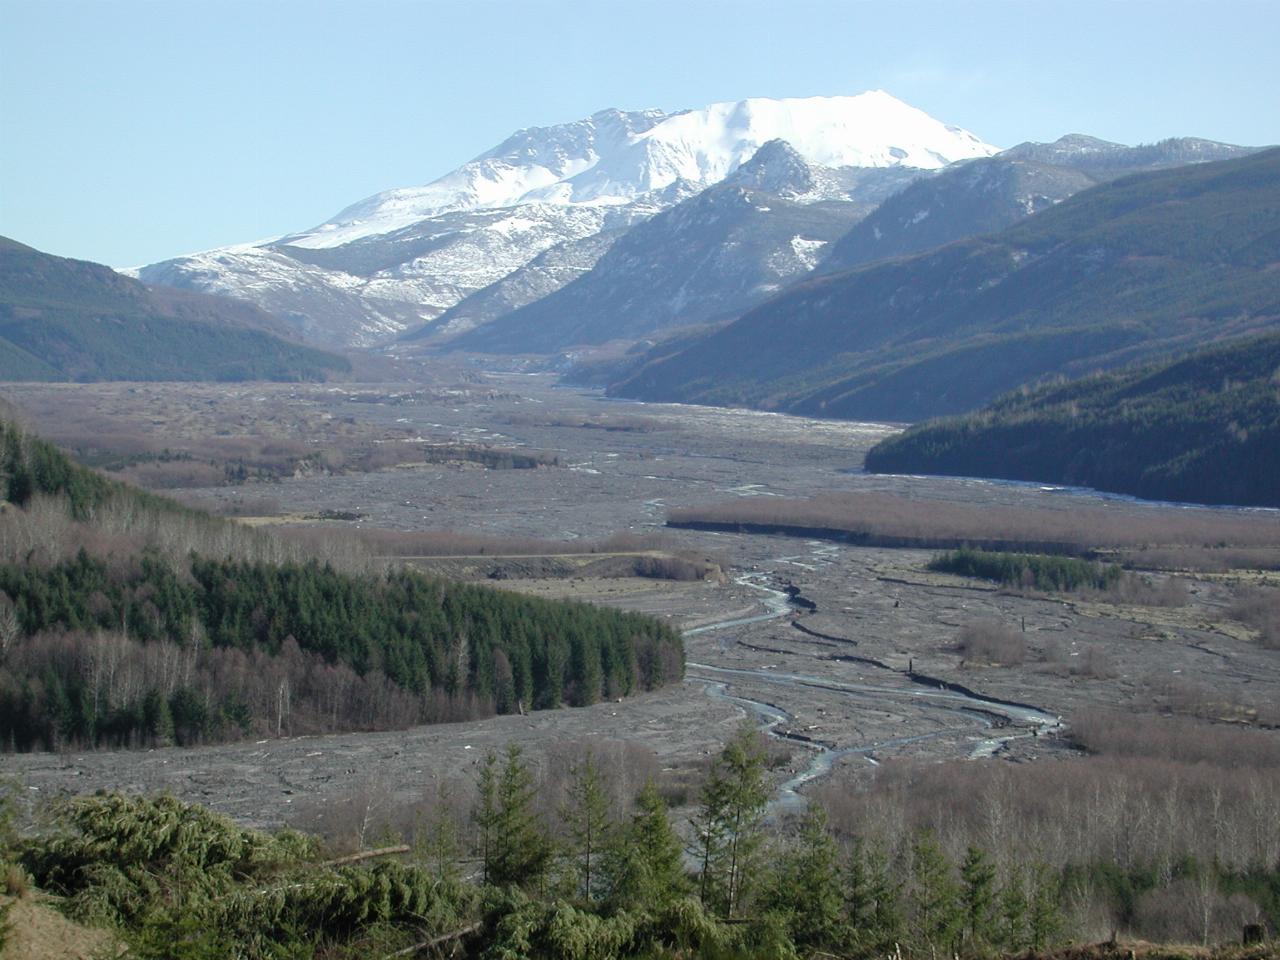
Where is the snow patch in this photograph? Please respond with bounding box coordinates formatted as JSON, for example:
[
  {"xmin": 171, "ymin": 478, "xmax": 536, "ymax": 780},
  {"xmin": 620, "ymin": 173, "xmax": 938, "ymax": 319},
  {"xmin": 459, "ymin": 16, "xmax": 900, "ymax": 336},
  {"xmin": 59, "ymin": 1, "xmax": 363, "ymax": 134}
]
[{"xmin": 789, "ymin": 236, "xmax": 828, "ymax": 269}]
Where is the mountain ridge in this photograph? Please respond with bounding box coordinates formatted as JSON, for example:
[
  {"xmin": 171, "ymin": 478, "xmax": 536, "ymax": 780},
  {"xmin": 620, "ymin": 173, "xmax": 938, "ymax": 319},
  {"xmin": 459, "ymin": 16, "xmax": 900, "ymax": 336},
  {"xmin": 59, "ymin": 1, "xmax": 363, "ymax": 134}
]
[
  {"xmin": 816, "ymin": 134, "xmax": 1261, "ymax": 276},
  {"xmin": 137, "ymin": 91, "xmax": 998, "ymax": 347},
  {"xmin": 607, "ymin": 147, "xmax": 1280, "ymax": 421},
  {"xmin": 438, "ymin": 141, "xmax": 915, "ymax": 353},
  {"xmin": 0, "ymin": 236, "xmax": 350, "ymax": 382}
]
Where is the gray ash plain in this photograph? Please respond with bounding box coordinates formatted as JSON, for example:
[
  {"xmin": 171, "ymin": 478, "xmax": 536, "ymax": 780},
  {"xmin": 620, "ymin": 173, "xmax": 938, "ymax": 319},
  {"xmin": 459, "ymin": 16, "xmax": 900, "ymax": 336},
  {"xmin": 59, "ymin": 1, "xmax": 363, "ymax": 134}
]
[{"xmin": 4, "ymin": 373, "xmax": 1278, "ymax": 829}]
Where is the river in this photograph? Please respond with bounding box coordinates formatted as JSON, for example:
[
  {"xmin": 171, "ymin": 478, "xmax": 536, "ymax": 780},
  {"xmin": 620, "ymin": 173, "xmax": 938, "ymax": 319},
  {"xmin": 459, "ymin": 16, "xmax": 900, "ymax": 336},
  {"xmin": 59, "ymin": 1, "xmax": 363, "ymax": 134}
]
[{"xmin": 683, "ymin": 565, "xmax": 1061, "ymax": 815}]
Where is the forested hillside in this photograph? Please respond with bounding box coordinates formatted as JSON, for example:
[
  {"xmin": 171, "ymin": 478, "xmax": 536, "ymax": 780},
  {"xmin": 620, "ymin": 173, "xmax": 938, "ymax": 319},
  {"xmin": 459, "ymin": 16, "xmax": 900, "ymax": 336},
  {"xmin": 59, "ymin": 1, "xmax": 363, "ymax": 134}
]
[
  {"xmin": 611, "ymin": 147, "xmax": 1280, "ymax": 421},
  {"xmin": 865, "ymin": 332, "xmax": 1280, "ymax": 507},
  {"xmin": 0, "ymin": 236, "xmax": 350, "ymax": 381},
  {"xmin": 0, "ymin": 416, "xmax": 683, "ymax": 750}
]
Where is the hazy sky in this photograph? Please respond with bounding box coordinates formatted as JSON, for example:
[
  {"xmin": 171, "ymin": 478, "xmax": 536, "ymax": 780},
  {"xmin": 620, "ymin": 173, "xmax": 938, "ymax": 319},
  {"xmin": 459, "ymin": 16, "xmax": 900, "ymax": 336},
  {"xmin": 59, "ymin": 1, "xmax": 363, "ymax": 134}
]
[{"xmin": 3, "ymin": 0, "xmax": 1277, "ymax": 268}]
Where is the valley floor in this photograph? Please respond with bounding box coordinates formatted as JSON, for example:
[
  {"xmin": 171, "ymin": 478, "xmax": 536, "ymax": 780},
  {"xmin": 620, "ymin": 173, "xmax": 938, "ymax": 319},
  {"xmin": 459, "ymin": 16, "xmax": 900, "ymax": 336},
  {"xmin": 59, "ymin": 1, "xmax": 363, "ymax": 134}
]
[{"xmin": 2, "ymin": 372, "xmax": 1278, "ymax": 831}]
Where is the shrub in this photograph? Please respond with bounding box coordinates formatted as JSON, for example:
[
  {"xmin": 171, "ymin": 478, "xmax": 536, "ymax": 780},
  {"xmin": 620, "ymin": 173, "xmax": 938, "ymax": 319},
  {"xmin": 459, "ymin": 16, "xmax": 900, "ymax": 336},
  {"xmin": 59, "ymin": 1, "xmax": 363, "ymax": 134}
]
[
  {"xmin": 955, "ymin": 620, "xmax": 1026, "ymax": 666},
  {"xmin": 930, "ymin": 548, "xmax": 1122, "ymax": 593},
  {"xmin": 1230, "ymin": 587, "xmax": 1280, "ymax": 649},
  {"xmin": 3, "ymin": 863, "xmax": 27, "ymax": 898}
]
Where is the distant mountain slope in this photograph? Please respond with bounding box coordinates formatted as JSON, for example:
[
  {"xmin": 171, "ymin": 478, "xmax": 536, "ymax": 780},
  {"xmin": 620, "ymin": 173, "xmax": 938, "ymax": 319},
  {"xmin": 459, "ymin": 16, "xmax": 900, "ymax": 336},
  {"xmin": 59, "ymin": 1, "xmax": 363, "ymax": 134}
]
[
  {"xmin": 817, "ymin": 136, "xmax": 1260, "ymax": 275},
  {"xmin": 400, "ymin": 228, "xmax": 628, "ymax": 342},
  {"xmin": 864, "ymin": 333, "xmax": 1280, "ymax": 507},
  {"xmin": 0, "ymin": 237, "xmax": 349, "ymax": 382},
  {"xmin": 139, "ymin": 92, "xmax": 998, "ymax": 347},
  {"xmin": 443, "ymin": 142, "xmax": 911, "ymax": 354},
  {"xmin": 610, "ymin": 147, "xmax": 1280, "ymax": 421}
]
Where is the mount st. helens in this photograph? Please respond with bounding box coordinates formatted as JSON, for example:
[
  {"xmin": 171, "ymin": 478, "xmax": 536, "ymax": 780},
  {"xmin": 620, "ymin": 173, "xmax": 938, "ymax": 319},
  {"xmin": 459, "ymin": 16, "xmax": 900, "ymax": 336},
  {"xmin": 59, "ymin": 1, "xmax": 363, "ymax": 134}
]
[
  {"xmin": 443, "ymin": 135, "xmax": 1255, "ymax": 356},
  {"xmin": 136, "ymin": 92, "xmax": 999, "ymax": 347},
  {"xmin": 436, "ymin": 140, "xmax": 918, "ymax": 353}
]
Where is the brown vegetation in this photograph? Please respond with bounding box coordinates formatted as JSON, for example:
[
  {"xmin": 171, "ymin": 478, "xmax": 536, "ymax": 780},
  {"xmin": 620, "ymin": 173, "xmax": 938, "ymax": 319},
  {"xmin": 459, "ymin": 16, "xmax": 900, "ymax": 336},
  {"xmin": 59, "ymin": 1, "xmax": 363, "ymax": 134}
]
[
  {"xmin": 279, "ymin": 527, "xmax": 664, "ymax": 558},
  {"xmin": 1080, "ymin": 573, "xmax": 1191, "ymax": 608},
  {"xmin": 277, "ymin": 527, "xmax": 725, "ymax": 584},
  {"xmin": 817, "ymin": 710, "xmax": 1280, "ymax": 945},
  {"xmin": 0, "ymin": 492, "xmax": 375, "ymax": 574},
  {"xmin": 3, "ymin": 864, "xmax": 28, "ymax": 898},
  {"xmin": 1140, "ymin": 672, "xmax": 1280, "ymax": 727},
  {"xmin": 0, "ymin": 893, "xmax": 121, "ymax": 960},
  {"xmin": 668, "ymin": 493, "xmax": 1280, "ymax": 559},
  {"xmin": 955, "ymin": 620, "xmax": 1027, "ymax": 666},
  {"xmin": 1120, "ymin": 546, "xmax": 1280, "ymax": 573},
  {"xmin": 1229, "ymin": 588, "xmax": 1280, "ymax": 649},
  {"xmin": 290, "ymin": 737, "xmax": 666, "ymax": 856}
]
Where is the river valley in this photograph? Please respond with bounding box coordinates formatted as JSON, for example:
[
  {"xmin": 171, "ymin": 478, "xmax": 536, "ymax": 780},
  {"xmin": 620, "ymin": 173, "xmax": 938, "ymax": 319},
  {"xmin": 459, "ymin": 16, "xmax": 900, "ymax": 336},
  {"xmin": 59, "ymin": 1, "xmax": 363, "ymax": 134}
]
[{"xmin": 3, "ymin": 372, "xmax": 1278, "ymax": 832}]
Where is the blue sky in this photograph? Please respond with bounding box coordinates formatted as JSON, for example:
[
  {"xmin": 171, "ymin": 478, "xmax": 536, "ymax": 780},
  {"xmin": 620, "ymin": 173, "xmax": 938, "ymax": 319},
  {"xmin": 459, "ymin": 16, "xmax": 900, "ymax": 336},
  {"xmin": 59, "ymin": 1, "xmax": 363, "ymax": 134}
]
[{"xmin": 2, "ymin": 0, "xmax": 1278, "ymax": 268}]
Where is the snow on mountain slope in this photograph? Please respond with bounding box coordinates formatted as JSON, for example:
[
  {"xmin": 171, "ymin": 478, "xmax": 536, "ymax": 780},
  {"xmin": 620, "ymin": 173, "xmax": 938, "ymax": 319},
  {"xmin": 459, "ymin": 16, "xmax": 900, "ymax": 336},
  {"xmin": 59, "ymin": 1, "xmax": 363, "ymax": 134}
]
[
  {"xmin": 448, "ymin": 142, "xmax": 886, "ymax": 355},
  {"xmin": 542, "ymin": 92, "xmax": 995, "ymax": 206},
  {"xmin": 139, "ymin": 92, "xmax": 1000, "ymax": 348},
  {"xmin": 144, "ymin": 202, "xmax": 647, "ymax": 346},
  {"xmin": 290, "ymin": 91, "xmax": 994, "ymax": 249},
  {"xmin": 287, "ymin": 108, "xmax": 671, "ymax": 249},
  {"xmin": 402, "ymin": 229, "xmax": 628, "ymax": 342}
]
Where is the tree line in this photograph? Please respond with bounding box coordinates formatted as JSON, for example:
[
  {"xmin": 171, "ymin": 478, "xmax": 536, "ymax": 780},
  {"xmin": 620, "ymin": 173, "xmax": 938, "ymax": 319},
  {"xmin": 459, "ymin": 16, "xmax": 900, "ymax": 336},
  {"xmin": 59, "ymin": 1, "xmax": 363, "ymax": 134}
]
[
  {"xmin": 4, "ymin": 721, "xmax": 1275, "ymax": 957},
  {"xmin": 0, "ymin": 414, "xmax": 685, "ymax": 751},
  {"xmin": 0, "ymin": 550, "xmax": 683, "ymax": 751},
  {"xmin": 928, "ymin": 548, "xmax": 1122, "ymax": 592}
]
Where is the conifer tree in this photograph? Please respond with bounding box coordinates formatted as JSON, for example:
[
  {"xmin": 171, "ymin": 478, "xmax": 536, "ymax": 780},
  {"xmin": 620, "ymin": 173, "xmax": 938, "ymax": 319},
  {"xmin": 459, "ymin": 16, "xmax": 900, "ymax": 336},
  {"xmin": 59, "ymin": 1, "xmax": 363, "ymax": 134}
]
[
  {"xmin": 1028, "ymin": 860, "xmax": 1063, "ymax": 951},
  {"xmin": 473, "ymin": 751, "xmax": 499, "ymax": 885},
  {"xmin": 764, "ymin": 804, "xmax": 845, "ymax": 950},
  {"xmin": 490, "ymin": 743, "xmax": 552, "ymax": 888},
  {"xmin": 417, "ymin": 781, "xmax": 462, "ymax": 886},
  {"xmin": 142, "ymin": 689, "xmax": 174, "ymax": 747},
  {"xmin": 560, "ymin": 750, "xmax": 611, "ymax": 901},
  {"xmin": 604, "ymin": 778, "xmax": 688, "ymax": 910},
  {"xmin": 846, "ymin": 837, "xmax": 905, "ymax": 953},
  {"xmin": 960, "ymin": 844, "xmax": 997, "ymax": 950},
  {"xmin": 690, "ymin": 760, "xmax": 730, "ymax": 911},
  {"xmin": 692, "ymin": 724, "xmax": 768, "ymax": 918},
  {"xmin": 910, "ymin": 830, "xmax": 962, "ymax": 955},
  {"xmin": 996, "ymin": 865, "xmax": 1029, "ymax": 951}
]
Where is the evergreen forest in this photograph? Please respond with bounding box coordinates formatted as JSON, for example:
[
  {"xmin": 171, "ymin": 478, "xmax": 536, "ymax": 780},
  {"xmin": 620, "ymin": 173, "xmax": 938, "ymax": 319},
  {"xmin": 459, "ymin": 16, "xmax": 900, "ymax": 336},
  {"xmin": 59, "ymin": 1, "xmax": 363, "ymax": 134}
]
[
  {"xmin": 0, "ymin": 236, "xmax": 350, "ymax": 382},
  {"xmin": 865, "ymin": 332, "xmax": 1280, "ymax": 507},
  {"xmin": 0, "ymin": 416, "xmax": 684, "ymax": 751}
]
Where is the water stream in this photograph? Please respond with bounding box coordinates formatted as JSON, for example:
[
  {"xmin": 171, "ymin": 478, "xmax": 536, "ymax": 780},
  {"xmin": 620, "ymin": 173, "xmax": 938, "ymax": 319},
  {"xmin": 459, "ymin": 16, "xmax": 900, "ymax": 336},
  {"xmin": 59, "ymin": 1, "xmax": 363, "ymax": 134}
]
[{"xmin": 683, "ymin": 564, "xmax": 1060, "ymax": 815}]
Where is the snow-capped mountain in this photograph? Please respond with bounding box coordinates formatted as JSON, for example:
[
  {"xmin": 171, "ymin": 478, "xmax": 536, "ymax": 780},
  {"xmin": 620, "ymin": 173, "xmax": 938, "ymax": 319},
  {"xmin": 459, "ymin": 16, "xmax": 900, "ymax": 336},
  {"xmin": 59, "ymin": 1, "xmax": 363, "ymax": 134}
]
[
  {"xmin": 417, "ymin": 140, "xmax": 924, "ymax": 347},
  {"xmin": 138, "ymin": 92, "xmax": 998, "ymax": 348},
  {"xmin": 285, "ymin": 107, "xmax": 672, "ymax": 250},
  {"xmin": 443, "ymin": 141, "xmax": 917, "ymax": 354}
]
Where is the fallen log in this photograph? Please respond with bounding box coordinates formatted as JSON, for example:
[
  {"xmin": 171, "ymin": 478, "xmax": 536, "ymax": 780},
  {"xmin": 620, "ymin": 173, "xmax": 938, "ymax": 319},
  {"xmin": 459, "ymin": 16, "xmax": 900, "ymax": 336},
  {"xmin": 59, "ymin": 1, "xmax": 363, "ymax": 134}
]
[
  {"xmin": 323, "ymin": 844, "xmax": 411, "ymax": 867},
  {"xmin": 383, "ymin": 921, "xmax": 484, "ymax": 958}
]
